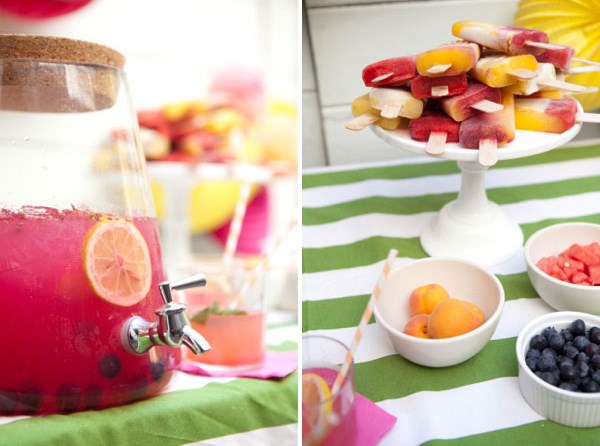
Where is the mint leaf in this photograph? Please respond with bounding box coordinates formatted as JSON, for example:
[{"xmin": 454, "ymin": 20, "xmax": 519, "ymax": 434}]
[{"xmin": 190, "ymin": 301, "xmax": 247, "ymax": 324}]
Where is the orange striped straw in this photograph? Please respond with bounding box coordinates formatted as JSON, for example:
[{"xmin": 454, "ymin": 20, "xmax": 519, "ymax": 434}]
[
  {"xmin": 223, "ymin": 181, "xmax": 252, "ymax": 266},
  {"xmin": 230, "ymin": 212, "xmax": 298, "ymax": 309},
  {"xmin": 331, "ymin": 248, "xmax": 398, "ymax": 396}
]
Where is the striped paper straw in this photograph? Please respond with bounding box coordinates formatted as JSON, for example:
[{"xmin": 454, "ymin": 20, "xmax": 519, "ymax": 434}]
[
  {"xmin": 330, "ymin": 248, "xmax": 398, "ymax": 396},
  {"xmin": 230, "ymin": 212, "xmax": 298, "ymax": 308},
  {"xmin": 223, "ymin": 181, "xmax": 252, "ymax": 266}
]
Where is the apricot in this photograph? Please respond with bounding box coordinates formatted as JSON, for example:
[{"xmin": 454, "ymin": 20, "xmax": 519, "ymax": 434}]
[
  {"xmin": 403, "ymin": 314, "xmax": 431, "ymax": 338},
  {"xmin": 408, "ymin": 284, "xmax": 450, "ymax": 317},
  {"xmin": 428, "ymin": 298, "xmax": 485, "ymax": 339}
]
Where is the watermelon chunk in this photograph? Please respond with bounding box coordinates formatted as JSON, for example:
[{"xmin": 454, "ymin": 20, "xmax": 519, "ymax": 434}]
[
  {"xmin": 589, "ymin": 264, "xmax": 600, "ymax": 286},
  {"xmin": 568, "ymin": 243, "xmax": 600, "ymax": 267},
  {"xmin": 536, "ymin": 241, "xmax": 600, "ymax": 286}
]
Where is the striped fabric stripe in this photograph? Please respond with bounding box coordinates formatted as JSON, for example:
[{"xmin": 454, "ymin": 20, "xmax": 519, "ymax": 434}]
[{"xmin": 302, "ymin": 142, "xmax": 600, "ymax": 445}]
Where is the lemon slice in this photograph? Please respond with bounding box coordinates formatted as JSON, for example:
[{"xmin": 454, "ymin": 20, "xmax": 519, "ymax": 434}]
[
  {"xmin": 302, "ymin": 372, "xmax": 333, "ymax": 440},
  {"xmin": 83, "ymin": 219, "xmax": 152, "ymax": 306}
]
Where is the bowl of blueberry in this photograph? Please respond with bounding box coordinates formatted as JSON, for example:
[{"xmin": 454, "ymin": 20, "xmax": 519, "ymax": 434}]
[
  {"xmin": 517, "ymin": 311, "xmax": 600, "ymax": 427},
  {"xmin": 524, "ymin": 222, "xmax": 600, "ymax": 313}
]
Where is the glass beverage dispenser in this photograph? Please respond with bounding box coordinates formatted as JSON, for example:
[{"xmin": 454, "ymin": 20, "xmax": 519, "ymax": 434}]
[{"xmin": 0, "ymin": 35, "xmax": 209, "ymax": 414}]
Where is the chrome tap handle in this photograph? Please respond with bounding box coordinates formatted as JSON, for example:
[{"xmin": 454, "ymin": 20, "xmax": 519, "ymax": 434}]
[
  {"xmin": 158, "ymin": 273, "xmax": 206, "ymax": 304},
  {"xmin": 122, "ymin": 273, "xmax": 211, "ymax": 355}
]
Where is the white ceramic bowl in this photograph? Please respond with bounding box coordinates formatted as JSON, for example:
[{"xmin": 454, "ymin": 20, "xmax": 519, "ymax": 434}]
[
  {"xmin": 516, "ymin": 311, "xmax": 600, "ymax": 427},
  {"xmin": 373, "ymin": 257, "xmax": 504, "ymax": 367},
  {"xmin": 524, "ymin": 222, "xmax": 600, "ymax": 314}
]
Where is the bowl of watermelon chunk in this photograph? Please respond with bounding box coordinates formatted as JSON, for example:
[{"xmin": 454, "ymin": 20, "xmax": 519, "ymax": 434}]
[{"xmin": 525, "ymin": 223, "xmax": 600, "ymax": 313}]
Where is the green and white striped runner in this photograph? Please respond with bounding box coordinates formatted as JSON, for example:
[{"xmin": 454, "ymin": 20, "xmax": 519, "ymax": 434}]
[{"xmin": 302, "ymin": 142, "xmax": 600, "ymax": 445}]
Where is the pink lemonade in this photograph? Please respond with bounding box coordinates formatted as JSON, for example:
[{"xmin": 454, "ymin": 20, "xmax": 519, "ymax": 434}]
[
  {"xmin": 186, "ymin": 310, "xmax": 265, "ymax": 369},
  {"xmin": 302, "ymin": 367, "xmax": 358, "ymax": 446},
  {"xmin": 0, "ymin": 206, "xmax": 178, "ymax": 415}
]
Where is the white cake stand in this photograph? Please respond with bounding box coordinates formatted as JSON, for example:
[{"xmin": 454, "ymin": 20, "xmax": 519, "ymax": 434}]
[{"xmin": 372, "ymin": 120, "xmax": 582, "ymax": 267}]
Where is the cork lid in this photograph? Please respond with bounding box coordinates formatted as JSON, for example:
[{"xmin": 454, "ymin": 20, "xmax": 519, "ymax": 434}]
[
  {"xmin": 0, "ymin": 34, "xmax": 126, "ymax": 112},
  {"xmin": 0, "ymin": 34, "xmax": 125, "ymax": 69}
]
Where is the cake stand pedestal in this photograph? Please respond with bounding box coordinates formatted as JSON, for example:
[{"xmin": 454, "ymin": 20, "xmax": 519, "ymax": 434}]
[{"xmin": 372, "ymin": 118, "xmax": 582, "ymax": 267}]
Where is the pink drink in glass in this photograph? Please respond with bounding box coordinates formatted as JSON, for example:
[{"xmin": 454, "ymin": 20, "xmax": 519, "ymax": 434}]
[
  {"xmin": 186, "ymin": 309, "xmax": 265, "ymax": 369},
  {"xmin": 302, "ymin": 367, "xmax": 357, "ymax": 446},
  {"xmin": 0, "ymin": 206, "xmax": 177, "ymax": 414}
]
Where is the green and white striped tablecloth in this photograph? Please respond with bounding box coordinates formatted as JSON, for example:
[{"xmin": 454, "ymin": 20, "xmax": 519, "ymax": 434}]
[
  {"xmin": 302, "ymin": 141, "xmax": 600, "ymax": 445},
  {"xmin": 0, "ymin": 322, "xmax": 298, "ymax": 446}
]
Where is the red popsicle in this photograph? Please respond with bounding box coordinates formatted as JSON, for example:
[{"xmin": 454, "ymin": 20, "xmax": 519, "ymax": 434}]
[
  {"xmin": 409, "ymin": 110, "xmax": 460, "ymax": 155},
  {"xmin": 439, "ymin": 82, "xmax": 503, "ymax": 122},
  {"xmin": 362, "ymin": 56, "xmax": 417, "ymax": 87},
  {"xmin": 410, "ymin": 74, "xmax": 468, "ymax": 99}
]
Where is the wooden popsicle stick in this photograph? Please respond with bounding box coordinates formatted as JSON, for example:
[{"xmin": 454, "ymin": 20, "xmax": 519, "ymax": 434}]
[
  {"xmin": 524, "ymin": 40, "xmax": 565, "ymax": 50},
  {"xmin": 381, "ymin": 104, "xmax": 401, "ymax": 119},
  {"xmin": 577, "ymin": 112, "xmax": 600, "ymax": 124},
  {"xmin": 431, "ymin": 85, "xmax": 449, "ymax": 97},
  {"xmin": 478, "ymin": 138, "xmax": 498, "ymax": 167},
  {"xmin": 427, "ymin": 64, "xmax": 452, "ymax": 74},
  {"xmin": 426, "ymin": 132, "xmax": 447, "ymax": 155},
  {"xmin": 345, "ymin": 113, "xmax": 379, "ymax": 131},
  {"xmin": 565, "ymin": 66, "xmax": 600, "ymax": 74},
  {"xmin": 371, "ymin": 72, "xmax": 394, "ymax": 83},
  {"xmin": 471, "ymin": 99, "xmax": 504, "ymax": 113},
  {"xmin": 508, "ymin": 68, "xmax": 538, "ymax": 80},
  {"xmin": 537, "ymin": 79, "xmax": 591, "ymax": 93},
  {"xmin": 572, "ymin": 57, "xmax": 600, "ymax": 67}
]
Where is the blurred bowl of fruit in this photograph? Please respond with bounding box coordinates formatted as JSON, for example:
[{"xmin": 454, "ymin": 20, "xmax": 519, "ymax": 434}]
[
  {"xmin": 524, "ymin": 222, "xmax": 600, "ymax": 313},
  {"xmin": 516, "ymin": 311, "xmax": 600, "ymax": 427},
  {"xmin": 373, "ymin": 257, "xmax": 504, "ymax": 367}
]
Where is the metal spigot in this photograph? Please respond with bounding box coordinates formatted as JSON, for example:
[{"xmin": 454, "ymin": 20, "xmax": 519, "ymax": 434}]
[{"xmin": 122, "ymin": 273, "xmax": 211, "ymax": 355}]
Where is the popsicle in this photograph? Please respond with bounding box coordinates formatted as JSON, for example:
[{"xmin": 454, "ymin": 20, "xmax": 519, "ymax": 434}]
[
  {"xmin": 416, "ymin": 42, "xmax": 480, "ymax": 76},
  {"xmin": 362, "ymin": 56, "xmax": 417, "ymax": 87},
  {"xmin": 439, "ymin": 82, "xmax": 503, "ymax": 122},
  {"xmin": 452, "ymin": 20, "xmax": 548, "ymax": 55},
  {"xmin": 410, "ymin": 74, "xmax": 468, "ymax": 99},
  {"xmin": 470, "ymin": 54, "xmax": 538, "ymax": 88},
  {"xmin": 459, "ymin": 91, "xmax": 515, "ymax": 166},
  {"xmin": 514, "ymin": 98, "xmax": 577, "ymax": 133},
  {"xmin": 409, "ymin": 110, "xmax": 460, "ymax": 155},
  {"xmin": 345, "ymin": 93, "xmax": 402, "ymax": 131},
  {"xmin": 504, "ymin": 62, "xmax": 591, "ymax": 96},
  {"xmin": 527, "ymin": 41, "xmax": 600, "ymax": 74},
  {"xmin": 369, "ymin": 87, "xmax": 424, "ymax": 119}
]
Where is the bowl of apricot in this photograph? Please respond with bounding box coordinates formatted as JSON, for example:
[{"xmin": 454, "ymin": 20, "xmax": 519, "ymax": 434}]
[
  {"xmin": 525, "ymin": 222, "xmax": 600, "ymax": 314},
  {"xmin": 373, "ymin": 257, "xmax": 504, "ymax": 367}
]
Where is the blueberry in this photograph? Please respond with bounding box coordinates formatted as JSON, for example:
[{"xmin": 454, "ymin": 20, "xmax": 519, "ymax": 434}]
[
  {"xmin": 577, "ymin": 361, "xmax": 591, "ymax": 378},
  {"xmin": 592, "ymin": 354, "xmax": 600, "ymax": 369},
  {"xmin": 530, "ymin": 334, "xmax": 547, "ymax": 350},
  {"xmin": 547, "ymin": 333, "xmax": 565, "ymax": 351},
  {"xmin": 21, "ymin": 387, "xmax": 42, "ymax": 415},
  {"xmin": 558, "ymin": 357, "xmax": 575, "ymax": 369},
  {"xmin": 526, "ymin": 348, "xmax": 541, "ymax": 360},
  {"xmin": 577, "ymin": 352, "xmax": 590, "ymax": 364},
  {"xmin": 564, "ymin": 345, "xmax": 579, "ymax": 359},
  {"xmin": 542, "ymin": 326, "xmax": 558, "ymax": 339},
  {"xmin": 537, "ymin": 354, "xmax": 558, "ymax": 372},
  {"xmin": 560, "ymin": 381, "xmax": 579, "ymax": 392},
  {"xmin": 150, "ymin": 361, "xmax": 167, "ymax": 382},
  {"xmin": 590, "ymin": 327, "xmax": 600, "ymax": 344},
  {"xmin": 574, "ymin": 336, "xmax": 590, "ymax": 352},
  {"xmin": 99, "ymin": 355, "xmax": 121, "ymax": 378},
  {"xmin": 560, "ymin": 364, "xmax": 578, "ymax": 381},
  {"xmin": 0, "ymin": 390, "xmax": 18, "ymax": 415},
  {"xmin": 586, "ymin": 343, "xmax": 600, "ymax": 357},
  {"xmin": 570, "ymin": 319, "xmax": 586, "ymax": 336},
  {"xmin": 592, "ymin": 370, "xmax": 600, "ymax": 384},
  {"xmin": 583, "ymin": 380, "xmax": 600, "ymax": 393},
  {"xmin": 82, "ymin": 384, "xmax": 103, "ymax": 410},
  {"xmin": 542, "ymin": 348, "xmax": 558, "ymax": 360},
  {"xmin": 540, "ymin": 371, "xmax": 559, "ymax": 386},
  {"xmin": 526, "ymin": 358, "xmax": 538, "ymax": 372},
  {"xmin": 561, "ymin": 328, "xmax": 574, "ymax": 342},
  {"xmin": 56, "ymin": 382, "xmax": 81, "ymax": 413}
]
